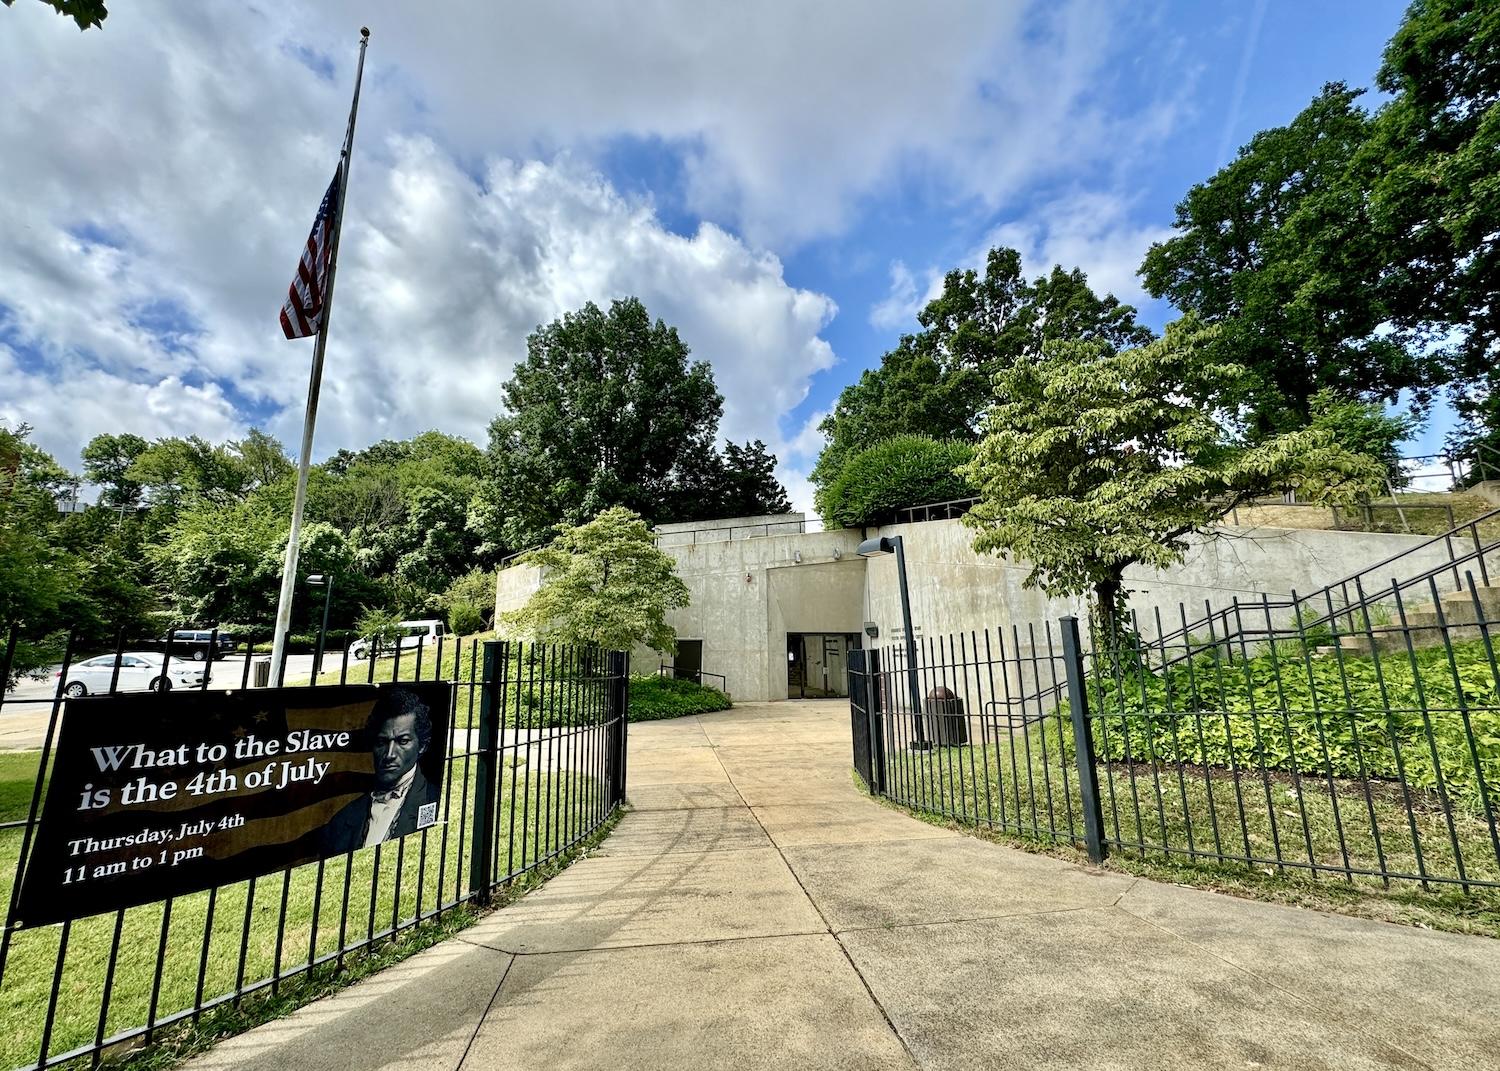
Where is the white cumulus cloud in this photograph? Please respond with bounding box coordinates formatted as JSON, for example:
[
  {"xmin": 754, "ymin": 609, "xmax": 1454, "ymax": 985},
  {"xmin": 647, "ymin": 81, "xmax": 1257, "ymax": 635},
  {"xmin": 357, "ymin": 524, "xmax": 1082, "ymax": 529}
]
[{"xmin": 0, "ymin": 2, "xmax": 838, "ymax": 473}]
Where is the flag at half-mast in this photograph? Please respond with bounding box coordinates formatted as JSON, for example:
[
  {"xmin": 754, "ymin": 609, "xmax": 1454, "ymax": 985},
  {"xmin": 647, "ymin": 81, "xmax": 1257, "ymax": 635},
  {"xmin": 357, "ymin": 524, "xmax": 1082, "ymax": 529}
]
[{"xmin": 279, "ymin": 171, "xmax": 341, "ymax": 339}]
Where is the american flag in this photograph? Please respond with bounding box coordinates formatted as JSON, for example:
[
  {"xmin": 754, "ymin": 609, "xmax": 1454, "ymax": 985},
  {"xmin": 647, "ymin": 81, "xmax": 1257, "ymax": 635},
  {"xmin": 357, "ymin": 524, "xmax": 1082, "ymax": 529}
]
[{"xmin": 279, "ymin": 171, "xmax": 342, "ymax": 339}]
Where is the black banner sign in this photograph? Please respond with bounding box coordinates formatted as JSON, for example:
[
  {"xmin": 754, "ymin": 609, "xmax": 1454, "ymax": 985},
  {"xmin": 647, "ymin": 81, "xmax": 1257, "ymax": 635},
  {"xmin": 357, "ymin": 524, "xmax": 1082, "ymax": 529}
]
[{"xmin": 14, "ymin": 682, "xmax": 451, "ymax": 928}]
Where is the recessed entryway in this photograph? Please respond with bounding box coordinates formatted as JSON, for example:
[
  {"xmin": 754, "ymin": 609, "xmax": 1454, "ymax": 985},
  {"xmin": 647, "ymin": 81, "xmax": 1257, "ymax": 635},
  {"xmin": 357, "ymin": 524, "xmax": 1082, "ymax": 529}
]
[{"xmin": 786, "ymin": 632, "xmax": 860, "ymax": 699}]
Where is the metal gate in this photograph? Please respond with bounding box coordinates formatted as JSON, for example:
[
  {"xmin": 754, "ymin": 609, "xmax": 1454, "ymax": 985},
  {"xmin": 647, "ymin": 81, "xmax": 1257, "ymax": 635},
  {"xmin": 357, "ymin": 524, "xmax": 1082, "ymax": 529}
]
[{"xmin": 847, "ymin": 648, "xmax": 884, "ymax": 793}]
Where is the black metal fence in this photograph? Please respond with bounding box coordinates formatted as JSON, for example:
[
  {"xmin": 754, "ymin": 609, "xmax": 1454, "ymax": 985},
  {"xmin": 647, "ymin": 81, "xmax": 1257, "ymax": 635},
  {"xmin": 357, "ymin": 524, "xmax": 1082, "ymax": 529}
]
[
  {"xmin": 849, "ymin": 583, "xmax": 1500, "ymax": 898},
  {"xmin": 0, "ymin": 628, "xmax": 628, "ymax": 1070}
]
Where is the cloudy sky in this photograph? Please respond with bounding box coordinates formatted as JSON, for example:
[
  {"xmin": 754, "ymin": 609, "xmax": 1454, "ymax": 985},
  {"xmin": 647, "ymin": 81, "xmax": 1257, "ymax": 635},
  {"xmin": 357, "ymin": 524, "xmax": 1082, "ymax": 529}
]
[{"xmin": 1, "ymin": 0, "xmax": 1421, "ymax": 511}]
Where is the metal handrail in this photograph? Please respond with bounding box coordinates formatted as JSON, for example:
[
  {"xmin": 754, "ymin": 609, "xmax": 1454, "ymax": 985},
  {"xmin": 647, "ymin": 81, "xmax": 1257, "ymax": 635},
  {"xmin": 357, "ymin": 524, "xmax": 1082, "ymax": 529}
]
[
  {"xmin": 1150, "ymin": 504, "xmax": 1500, "ymax": 651},
  {"xmin": 657, "ymin": 662, "xmax": 729, "ymax": 694},
  {"xmin": 653, "ymin": 519, "xmax": 806, "ymax": 546}
]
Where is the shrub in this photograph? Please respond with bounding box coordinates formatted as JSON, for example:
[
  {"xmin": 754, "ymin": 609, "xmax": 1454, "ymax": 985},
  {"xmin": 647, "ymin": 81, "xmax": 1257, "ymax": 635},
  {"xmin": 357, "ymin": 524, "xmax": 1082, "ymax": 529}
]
[
  {"xmin": 447, "ymin": 601, "xmax": 485, "ymax": 636},
  {"xmin": 628, "ymin": 675, "xmax": 732, "ymax": 722},
  {"xmin": 442, "ymin": 568, "xmax": 496, "ymax": 631},
  {"xmin": 815, "ymin": 435, "xmax": 975, "ymax": 529},
  {"xmin": 356, "ymin": 607, "xmax": 404, "ymax": 649},
  {"xmin": 1085, "ymin": 637, "xmax": 1500, "ymax": 809}
]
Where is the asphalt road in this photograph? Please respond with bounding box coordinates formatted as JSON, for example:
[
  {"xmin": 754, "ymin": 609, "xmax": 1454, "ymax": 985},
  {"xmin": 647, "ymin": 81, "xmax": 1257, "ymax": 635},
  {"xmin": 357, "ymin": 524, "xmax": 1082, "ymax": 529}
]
[{"xmin": 0, "ymin": 653, "xmax": 324, "ymax": 750}]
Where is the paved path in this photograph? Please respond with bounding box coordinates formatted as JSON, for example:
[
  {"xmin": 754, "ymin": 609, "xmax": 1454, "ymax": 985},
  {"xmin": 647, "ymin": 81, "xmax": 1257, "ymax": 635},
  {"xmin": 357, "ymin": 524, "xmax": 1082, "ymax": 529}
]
[{"xmin": 189, "ymin": 701, "xmax": 1500, "ymax": 1071}]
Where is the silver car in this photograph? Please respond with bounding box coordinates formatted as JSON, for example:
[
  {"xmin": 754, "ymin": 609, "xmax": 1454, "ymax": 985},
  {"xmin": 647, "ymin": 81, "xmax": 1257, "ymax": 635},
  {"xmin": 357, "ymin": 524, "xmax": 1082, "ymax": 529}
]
[{"xmin": 56, "ymin": 652, "xmax": 209, "ymax": 697}]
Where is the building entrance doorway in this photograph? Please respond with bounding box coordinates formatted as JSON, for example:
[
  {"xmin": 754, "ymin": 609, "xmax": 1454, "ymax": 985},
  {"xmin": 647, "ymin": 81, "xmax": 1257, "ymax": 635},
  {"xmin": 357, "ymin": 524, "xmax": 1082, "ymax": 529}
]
[{"xmin": 786, "ymin": 633, "xmax": 860, "ymax": 699}]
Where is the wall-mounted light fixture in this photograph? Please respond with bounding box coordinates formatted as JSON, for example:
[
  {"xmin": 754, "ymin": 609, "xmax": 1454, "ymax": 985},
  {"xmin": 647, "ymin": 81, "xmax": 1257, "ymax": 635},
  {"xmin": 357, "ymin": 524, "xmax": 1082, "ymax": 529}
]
[{"xmin": 864, "ymin": 621, "xmax": 879, "ymax": 639}]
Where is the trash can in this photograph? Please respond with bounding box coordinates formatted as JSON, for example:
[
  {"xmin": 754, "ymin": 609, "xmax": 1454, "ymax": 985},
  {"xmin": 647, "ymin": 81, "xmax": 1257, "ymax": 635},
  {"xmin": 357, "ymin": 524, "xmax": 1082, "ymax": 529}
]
[
  {"xmin": 922, "ymin": 686, "xmax": 969, "ymax": 747},
  {"xmin": 251, "ymin": 656, "xmax": 271, "ymax": 688}
]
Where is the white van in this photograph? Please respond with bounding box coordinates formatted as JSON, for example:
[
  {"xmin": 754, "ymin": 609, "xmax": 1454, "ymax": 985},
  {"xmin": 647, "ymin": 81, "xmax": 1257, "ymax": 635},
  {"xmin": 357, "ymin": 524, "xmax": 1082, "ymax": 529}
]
[{"xmin": 349, "ymin": 619, "xmax": 447, "ymax": 661}]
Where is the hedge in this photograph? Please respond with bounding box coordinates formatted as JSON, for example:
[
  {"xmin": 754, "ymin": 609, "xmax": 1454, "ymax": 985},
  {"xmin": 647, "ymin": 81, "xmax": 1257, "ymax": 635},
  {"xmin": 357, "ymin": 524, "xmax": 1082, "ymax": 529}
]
[
  {"xmin": 628, "ymin": 675, "xmax": 733, "ymax": 721},
  {"xmin": 815, "ymin": 435, "xmax": 975, "ymax": 529}
]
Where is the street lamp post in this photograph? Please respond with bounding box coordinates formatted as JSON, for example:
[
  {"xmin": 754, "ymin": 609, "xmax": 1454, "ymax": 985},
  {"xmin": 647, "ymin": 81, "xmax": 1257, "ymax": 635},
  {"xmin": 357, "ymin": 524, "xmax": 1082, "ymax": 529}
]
[
  {"xmin": 856, "ymin": 535, "xmax": 927, "ymax": 749},
  {"xmin": 307, "ymin": 574, "xmax": 334, "ymax": 680}
]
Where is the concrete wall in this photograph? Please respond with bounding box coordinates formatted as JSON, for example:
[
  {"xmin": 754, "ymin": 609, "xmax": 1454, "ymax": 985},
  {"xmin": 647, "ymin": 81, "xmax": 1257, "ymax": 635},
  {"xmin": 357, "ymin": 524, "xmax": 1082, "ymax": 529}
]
[
  {"xmin": 856, "ymin": 519, "xmax": 1463, "ymax": 729},
  {"xmin": 670, "ymin": 531, "xmax": 865, "ymax": 700},
  {"xmin": 494, "ymin": 564, "xmax": 544, "ymax": 626},
  {"xmin": 859, "ymin": 519, "xmax": 1453, "ymax": 655},
  {"xmin": 495, "ymin": 513, "xmax": 1456, "ymax": 703},
  {"xmin": 655, "ymin": 513, "xmax": 806, "ymax": 547}
]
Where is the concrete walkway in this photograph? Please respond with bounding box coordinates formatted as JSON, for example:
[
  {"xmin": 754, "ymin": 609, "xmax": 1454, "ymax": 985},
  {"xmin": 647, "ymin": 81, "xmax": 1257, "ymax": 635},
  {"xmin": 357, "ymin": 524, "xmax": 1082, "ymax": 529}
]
[{"xmin": 190, "ymin": 701, "xmax": 1500, "ymax": 1071}]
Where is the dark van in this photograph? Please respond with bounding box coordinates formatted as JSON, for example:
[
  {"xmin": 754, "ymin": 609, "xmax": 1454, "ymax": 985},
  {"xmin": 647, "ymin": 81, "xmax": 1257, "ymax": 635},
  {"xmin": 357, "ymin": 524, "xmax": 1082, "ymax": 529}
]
[{"xmin": 164, "ymin": 629, "xmax": 238, "ymax": 661}]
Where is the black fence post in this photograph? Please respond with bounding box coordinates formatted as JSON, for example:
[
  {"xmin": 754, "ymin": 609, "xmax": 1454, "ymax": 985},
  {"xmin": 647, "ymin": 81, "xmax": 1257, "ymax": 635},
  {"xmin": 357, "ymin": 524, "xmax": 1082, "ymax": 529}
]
[
  {"xmin": 606, "ymin": 650, "xmax": 629, "ymax": 807},
  {"xmin": 470, "ymin": 640, "xmax": 506, "ymax": 904},
  {"xmin": 1060, "ymin": 616, "xmax": 1106, "ymax": 864},
  {"xmin": 868, "ymin": 648, "xmax": 886, "ymax": 795}
]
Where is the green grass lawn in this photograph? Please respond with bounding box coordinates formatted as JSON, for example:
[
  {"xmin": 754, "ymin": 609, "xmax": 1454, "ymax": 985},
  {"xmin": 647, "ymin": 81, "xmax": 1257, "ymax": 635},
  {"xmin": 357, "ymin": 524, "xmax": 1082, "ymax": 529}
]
[
  {"xmin": 0, "ymin": 749, "xmax": 611, "ymax": 1070},
  {"xmin": 878, "ymin": 711, "xmax": 1500, "ymax": 935},
  {"xmin": 293, "ymin": 636, "xmax": 635, "ymax": 730},
  {"xmin": 301, "ymin": 641, "xmax": 727, "ymax": 726}
]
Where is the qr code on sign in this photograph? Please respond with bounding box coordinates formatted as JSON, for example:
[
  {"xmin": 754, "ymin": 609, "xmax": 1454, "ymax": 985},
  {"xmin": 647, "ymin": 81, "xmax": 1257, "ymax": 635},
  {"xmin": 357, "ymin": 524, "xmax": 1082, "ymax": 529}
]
[{"xmin": 417, "ymin": 802, "xmax": 438, "ymax": 829}]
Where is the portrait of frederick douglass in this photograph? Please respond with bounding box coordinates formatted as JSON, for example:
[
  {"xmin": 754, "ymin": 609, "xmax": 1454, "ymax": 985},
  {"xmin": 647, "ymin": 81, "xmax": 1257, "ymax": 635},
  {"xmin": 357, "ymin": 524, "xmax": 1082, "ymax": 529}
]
[{"xmin": 321, "ymin": 687, "xmax": 442, "ymax": 854}]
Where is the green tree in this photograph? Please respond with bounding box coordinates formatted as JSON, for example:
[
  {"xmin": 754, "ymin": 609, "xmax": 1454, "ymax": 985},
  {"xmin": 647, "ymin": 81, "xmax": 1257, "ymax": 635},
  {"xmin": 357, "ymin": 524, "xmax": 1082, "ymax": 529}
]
[
  {"xmin": 481, "ymin": 298, "xmax": 726, "ymax": 549},
  {"xmin": 691, "ymin": 440, "xmax": 792, "ymax": 519},
  {"xmin": 815, "ymin": 436, "xmax": 975, "ymax": 529},
  {"xmin": 233, "ymin": 429, "xmax": 294, "ymax": 490},
  {"xmin": 355, "ymin": 607, "xmax": 404, "ymax": 655},
  {"xmin": 81, "ymin": 432, "xmax": 149, "ymax": 508},
  {"xmin": 1, "ymin": 426, "xmax": 72, "ymax": 631},
  {"xmin": 146, "ymin": 499, "xmax": 289, "ymax": 627},
  {"xmin": 1140, "ymin": 84, "xmax": 1440, "ymax": 436},
  {"xmin": 308, "ymin": 431, "xmax": 485, "ymax": 586},
  {"xmin": 0, "ymin": 426, "xmax": 149, "ymax": 685},
  {"xmin": 814, "ymin": 251, "xmax": 1152, "ymax": 491},
  {"xmin": 959, "ymin": 319, "xmax": 1387, "ymax": 630},
  {"xmin": 1307, "ymin": 390, "xmax": 1420, "ymax": 488},
  {"xmin": 127, "ymin": 436, "xmax": 250, "ymax": 511},
  {"xmin": 1361, "ymin": 0, "xmax": 1500, "ymax": 462},
  {"xmin": 502, "ymin": 507, "xmax": 689, "ymax": 653},
  {"xmin": 1, "ymin": 0, "xmax": 106, "ymax": 31},
  {"xmin": 441, "ymin": 567, "xmax": 497, "ymax": 635}
]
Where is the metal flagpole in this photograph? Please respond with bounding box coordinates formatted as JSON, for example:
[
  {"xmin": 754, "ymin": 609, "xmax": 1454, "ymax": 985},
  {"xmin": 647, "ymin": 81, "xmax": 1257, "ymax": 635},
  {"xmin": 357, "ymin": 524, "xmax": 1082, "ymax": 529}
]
[{"xmin": 268, "ymin": 27, "xmax": 370, "ymax": 686}]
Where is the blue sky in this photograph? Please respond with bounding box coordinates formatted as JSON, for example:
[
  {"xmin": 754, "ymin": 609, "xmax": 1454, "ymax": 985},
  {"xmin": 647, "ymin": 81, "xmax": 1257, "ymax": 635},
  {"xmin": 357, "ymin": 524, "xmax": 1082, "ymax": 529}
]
[{"xmin": 0, "ymin": 0, "xmax": 1440, "ymax": 510}]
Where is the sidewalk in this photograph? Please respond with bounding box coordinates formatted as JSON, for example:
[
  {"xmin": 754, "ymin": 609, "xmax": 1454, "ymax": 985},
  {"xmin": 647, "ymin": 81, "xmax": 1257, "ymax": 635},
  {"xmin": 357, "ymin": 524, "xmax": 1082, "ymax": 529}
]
[{"xmin": 188, "ymin": 700, "xmax": 1500, "ymax": 1070}]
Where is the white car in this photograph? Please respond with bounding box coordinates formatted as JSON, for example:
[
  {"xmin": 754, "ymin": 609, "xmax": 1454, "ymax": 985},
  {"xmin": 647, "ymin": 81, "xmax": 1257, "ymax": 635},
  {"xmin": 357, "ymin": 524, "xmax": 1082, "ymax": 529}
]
[
  {"xmin": 349, "ymin": 619, "xmax": 447, "ymax": 661},
  {"xmin": 56, "ymin": 652, "xmax": 209, "ymax": 697}
]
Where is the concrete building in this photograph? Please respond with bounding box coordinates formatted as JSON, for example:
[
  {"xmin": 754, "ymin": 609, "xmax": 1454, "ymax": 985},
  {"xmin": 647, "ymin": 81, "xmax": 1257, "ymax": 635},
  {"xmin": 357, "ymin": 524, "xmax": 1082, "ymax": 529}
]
[{"xmin": 496, "ymin": 512, "xmax": 1458, "ymax": 703}]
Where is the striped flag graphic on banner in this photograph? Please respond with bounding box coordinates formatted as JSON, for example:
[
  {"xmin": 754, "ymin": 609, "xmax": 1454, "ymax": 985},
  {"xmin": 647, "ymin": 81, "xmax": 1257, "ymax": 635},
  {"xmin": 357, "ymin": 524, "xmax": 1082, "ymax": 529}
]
[{"xmin": 279, "ymin": 171, "xmax": 342, "ymax": 339}]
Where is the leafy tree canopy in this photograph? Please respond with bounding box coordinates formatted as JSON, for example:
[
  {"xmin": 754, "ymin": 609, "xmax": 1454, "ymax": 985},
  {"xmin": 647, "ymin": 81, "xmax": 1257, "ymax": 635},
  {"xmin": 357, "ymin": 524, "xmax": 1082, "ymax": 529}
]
[
  {"xmin": 478, "ymin": 298, "xmax": 790, "ymax": 553},
  {"xmin": 689, "ymin": 440, "xmax": 792, "ymax": 520},
  {"xmin": 816, "ymin": 436, "xmax": 975, "ymax": 530},
  {"xmin": 2, "ymin": 425, "xmax": 153, "ymax": 685},
  {"xmin": 127, "ymin": 435, "xmax": 253, "ymax": 511},
  {"xmin": 81, "ymin": 432, "xmax": 148, "ymax": 508},
  {"xmin": 1, "ymin": 0, "xmax": 106, "ymax": 31},
  {"xmin": 1363, "ymin": 0, "xmax": 1500, "ymax": 460},
  {"xmin": 959, "ymin": 319, "xmax": 1387, "ymax": 626},
  {"xmin": 813, "ymin": 250, "xmax": 1152, "ymax": 493},
  {"xmin": 1307, "ymin": 389, "xmax": 1421, "ymax": 488},
  {"xmin": 502, "ymin": 506, "xmax": 690, "ymax": 654},
  {"xmin": 1140, "ymin": 84, "xmax": 1438, "ymax": 436}
]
